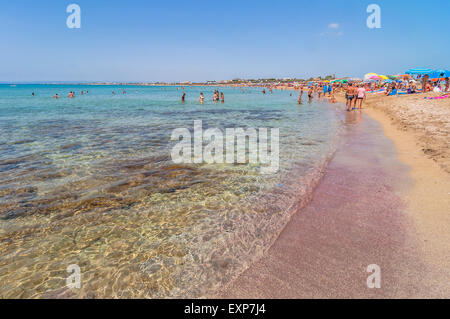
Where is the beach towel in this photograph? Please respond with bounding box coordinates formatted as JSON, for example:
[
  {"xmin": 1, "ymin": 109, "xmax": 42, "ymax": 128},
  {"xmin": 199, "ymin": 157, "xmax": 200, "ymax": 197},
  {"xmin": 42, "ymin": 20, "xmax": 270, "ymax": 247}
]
[{"xmin": 424, "ymin": 94, "xmax": 450, "ymax": 100}]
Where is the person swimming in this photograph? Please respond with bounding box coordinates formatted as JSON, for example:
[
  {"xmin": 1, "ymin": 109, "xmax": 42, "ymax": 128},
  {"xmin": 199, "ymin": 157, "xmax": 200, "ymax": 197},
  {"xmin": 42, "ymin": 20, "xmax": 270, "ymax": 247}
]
[{"xmin": 52, "ymin": 93, "xmax": 59, "ymax": 99}]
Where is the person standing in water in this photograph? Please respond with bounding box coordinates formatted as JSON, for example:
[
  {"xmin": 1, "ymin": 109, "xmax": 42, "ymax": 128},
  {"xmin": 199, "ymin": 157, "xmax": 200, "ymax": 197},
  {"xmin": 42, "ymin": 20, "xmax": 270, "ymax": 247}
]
[
  {"xmin": 356, "ymin": 84, "xmax": 366, "ymax": 109},
  {"xmin": 298, "ymin": 90, "xmax": 303, "ymax": 104},
  {"xmin": 220, "ymin": 92, "xmax": 224, "ymax": 103},
  {"xmin": 345, "ymin": 83, "xmax": 356, "ymax": 111},
  {"xmin": 181, "ymin": 92, "xmax": 186, "ymax": 102},
  {"xmin": 308, "ymin": 87, "xmax": 313, "ymax": 101},
  {"xmin": 199, "ymin": 92, "xmax": 204, "ymax": 104}
]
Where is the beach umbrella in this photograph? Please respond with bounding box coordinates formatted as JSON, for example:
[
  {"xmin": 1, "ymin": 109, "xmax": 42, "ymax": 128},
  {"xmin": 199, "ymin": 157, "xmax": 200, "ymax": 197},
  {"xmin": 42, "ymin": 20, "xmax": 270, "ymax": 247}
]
[
  {"xmin": 370, "ymin": 75, "xmax": 380, "ymax": 80},
  {"xmin": 364, "ymin": 73, "xmax": 378, "ymax": 80},
  {"xmin": 429, "ymin": 69, "xmax": 450, "ymax": 79},
  {"xmin": 379, "ymin": 75, "xmax": 389, "ymax": 80},
  {"xmin": 405, "ymin": 68, "xmax": 433, "ymax": 75}
]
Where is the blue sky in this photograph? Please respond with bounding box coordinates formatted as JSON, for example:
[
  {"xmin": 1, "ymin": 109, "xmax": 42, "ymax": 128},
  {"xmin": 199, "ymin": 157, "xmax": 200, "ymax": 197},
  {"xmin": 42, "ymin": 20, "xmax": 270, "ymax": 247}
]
[{"xmin": 0, "ymin": 0, "xmax": 448, "ymax": 82}]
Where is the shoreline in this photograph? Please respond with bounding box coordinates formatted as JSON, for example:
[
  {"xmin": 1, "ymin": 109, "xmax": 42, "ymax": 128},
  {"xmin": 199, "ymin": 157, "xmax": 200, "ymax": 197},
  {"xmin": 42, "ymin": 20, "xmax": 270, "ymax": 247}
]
[
  {"xmin": 335, "ymin": 92, "xmax": 450, "ymax": 173},
  {"xmin": 219, "ymin": 100, "xmax": 450, "ymax": 298}
]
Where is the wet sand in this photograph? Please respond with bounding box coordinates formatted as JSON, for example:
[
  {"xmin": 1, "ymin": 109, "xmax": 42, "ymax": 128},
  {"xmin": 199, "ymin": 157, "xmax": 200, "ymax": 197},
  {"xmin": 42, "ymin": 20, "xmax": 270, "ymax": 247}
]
[{"xmin": 220, "ymin": 107, "xmax": 450, "ymax": 298}]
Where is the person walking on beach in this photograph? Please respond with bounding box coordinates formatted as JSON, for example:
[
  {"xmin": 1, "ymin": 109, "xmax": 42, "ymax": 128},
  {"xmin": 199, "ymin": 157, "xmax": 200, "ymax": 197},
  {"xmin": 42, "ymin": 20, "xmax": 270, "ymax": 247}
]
[
  {"xmin": 356, "ymin": 84, "xmax": 366, "ymax": 109},
  {"xmin": 345, "ymin": 83, "xmax": 356, "ymax": 111}
]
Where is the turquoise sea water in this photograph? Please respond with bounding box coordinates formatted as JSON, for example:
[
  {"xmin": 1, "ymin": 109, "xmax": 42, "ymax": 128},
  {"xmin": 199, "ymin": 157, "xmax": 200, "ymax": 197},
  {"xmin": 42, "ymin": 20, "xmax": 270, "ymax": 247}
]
[{"xmin": 0, "ymin": 84, "xmax": 342, "ymax": 298}]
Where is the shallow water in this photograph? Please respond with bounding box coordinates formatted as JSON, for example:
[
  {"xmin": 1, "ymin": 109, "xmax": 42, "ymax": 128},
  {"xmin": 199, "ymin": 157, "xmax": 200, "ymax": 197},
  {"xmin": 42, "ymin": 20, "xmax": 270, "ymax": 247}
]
[{"xmin": 0, "ymin": 84, "xmax": 341, "ymax": 298}]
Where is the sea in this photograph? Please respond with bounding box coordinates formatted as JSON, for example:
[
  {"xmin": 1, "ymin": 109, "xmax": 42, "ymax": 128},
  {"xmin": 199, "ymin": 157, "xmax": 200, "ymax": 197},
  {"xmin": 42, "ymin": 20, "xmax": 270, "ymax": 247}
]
[{"xmin": 0, "ymin": 84, "xmax": 342, "ymax": 298}]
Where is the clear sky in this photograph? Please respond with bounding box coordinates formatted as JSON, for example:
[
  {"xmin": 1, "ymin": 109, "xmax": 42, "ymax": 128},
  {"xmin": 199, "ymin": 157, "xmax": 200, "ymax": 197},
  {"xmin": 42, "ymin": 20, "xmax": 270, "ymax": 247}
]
[{"xmin": 1, "ymin": 0, "xmax": 448, "ymax": 82}]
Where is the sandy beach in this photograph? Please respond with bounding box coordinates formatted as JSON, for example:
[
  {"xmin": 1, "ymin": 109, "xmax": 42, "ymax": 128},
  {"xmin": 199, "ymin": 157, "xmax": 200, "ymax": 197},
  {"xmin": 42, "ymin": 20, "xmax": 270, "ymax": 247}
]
[
  {"xmin": 219, "ymin": 96, "xmax": 450, "ymax": 298},
  {"xmin": 359, "ymin": 93, "xmax": 450, "ymax": 173}
]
